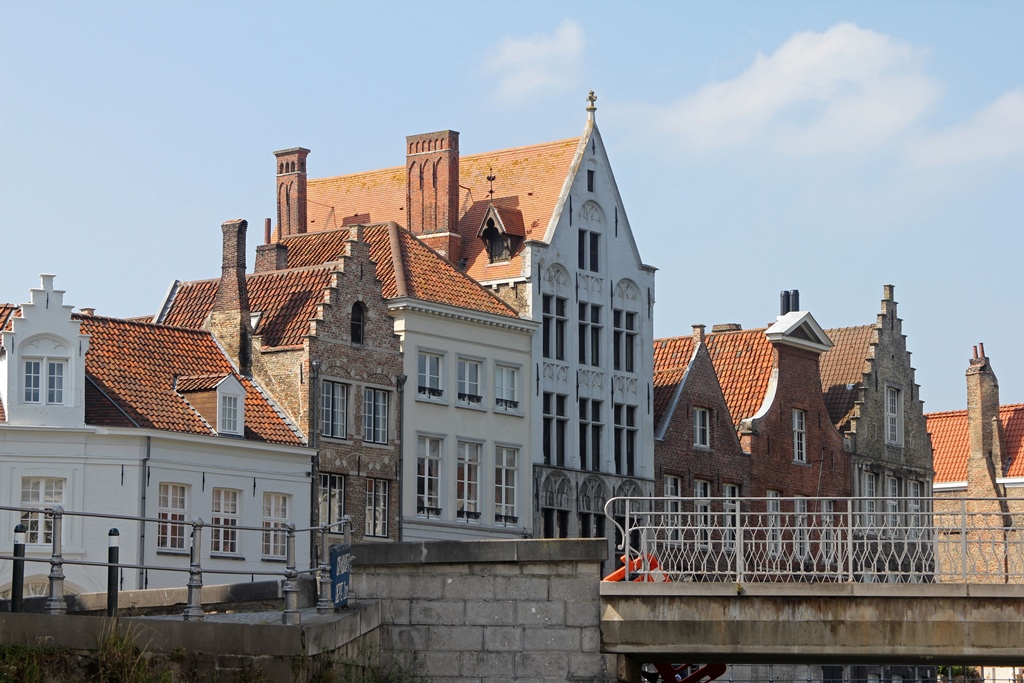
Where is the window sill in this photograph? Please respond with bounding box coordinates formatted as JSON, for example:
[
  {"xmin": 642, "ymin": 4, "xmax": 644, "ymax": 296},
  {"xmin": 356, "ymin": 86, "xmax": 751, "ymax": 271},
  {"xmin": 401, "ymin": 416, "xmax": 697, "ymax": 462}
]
[
  {"xmin": 210, "ymin": 554, "xmax": 246, "ymax": 561},
  {"xmin": 492, "ymin": 407, "xmax": 524, "ymax": 418},
  {"xmin": 415, "ymin": 394, "xmax": 449, "ymax": 407},
  {"xmin": 456, "ymin": 401, "xmax": 487, "ymax": 412},
  {"xmin": 792, "ymin": 459, "xmax": 810, "ymax": 467},
  {"xmin": 261, "ymin": 557, "xmax": 287, "ymax": 563},
  {"xmin": 156, "ymin": 549, "xmax": 190, "ymax": 556},
  {"xmin": 320, "ymin": 435, "xmax": 352, "ymax": 444},
  {"xmin": 693, "ymin": 444, "xmax": 712, "ymax": 452}
]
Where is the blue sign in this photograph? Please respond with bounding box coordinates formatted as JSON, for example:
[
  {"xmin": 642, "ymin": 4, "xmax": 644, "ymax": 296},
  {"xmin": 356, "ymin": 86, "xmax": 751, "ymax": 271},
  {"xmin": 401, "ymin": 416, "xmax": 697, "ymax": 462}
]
[{"xmin": 329, "ymin": 543, "xmax": 352, "ymax": 608}]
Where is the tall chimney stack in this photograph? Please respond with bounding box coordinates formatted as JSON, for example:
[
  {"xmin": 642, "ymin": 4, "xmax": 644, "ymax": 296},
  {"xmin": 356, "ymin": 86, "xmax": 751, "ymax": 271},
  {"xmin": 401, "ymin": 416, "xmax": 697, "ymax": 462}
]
[
  {"xmin": 274, "ymin": 147, "xmax": 310, "ymax": 237},
  {"xmin": 965, "ymin": 344, "xmax": 1006, "ymax": 499},
  {"xmin": 405, "ymin": 130, "xmax": 462, "ymax": 264},
  {"xmin": 209, "ymin": 219, "xmax": 252, "ymax": 374}
]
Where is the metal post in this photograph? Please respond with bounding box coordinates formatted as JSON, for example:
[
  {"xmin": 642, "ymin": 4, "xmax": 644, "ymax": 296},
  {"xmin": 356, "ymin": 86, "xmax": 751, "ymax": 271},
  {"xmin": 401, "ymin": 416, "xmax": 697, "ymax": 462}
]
[
  {"xmin": 282, "ymin": 523, "xmax": 300, "ymax": 625},
  {"xmin": 316, "ymin": 523, "xmax": 332, "ymax": 614},
  {"xmin": 107, "ymin": 528, "xmax": 120, "ymax": 617},
  {"xmin": 735, "ymin": 506, "xmax": 745, "ymax": 584},
  {"xmin": 960, "ymin": 498, "xmax": 968, "ymax": 583},
  {"xmin": 845, "ymin": 501, "xmax": 855, "ymax": 583},
  {"xmin": 12, "ymin": 523, "xmax": 26, "ymax": 613},
  {"xmin": 45, "ymin": 506, "xmax": 67, "ymax": 615},
  {"xmin": 183, "ymin": 518, "xmax": 205, "ymax": 621}
]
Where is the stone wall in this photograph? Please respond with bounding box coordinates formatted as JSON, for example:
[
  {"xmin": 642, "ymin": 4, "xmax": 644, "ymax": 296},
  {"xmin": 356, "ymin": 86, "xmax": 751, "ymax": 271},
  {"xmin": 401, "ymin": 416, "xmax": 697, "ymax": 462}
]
[{"xmin": 351, "ymin": 538, "xmax": 618, "ymax": 682}]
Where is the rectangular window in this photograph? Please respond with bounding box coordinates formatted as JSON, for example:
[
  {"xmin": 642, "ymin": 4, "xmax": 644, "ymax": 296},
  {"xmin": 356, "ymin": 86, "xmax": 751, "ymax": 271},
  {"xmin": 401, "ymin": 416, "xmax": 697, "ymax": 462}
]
[
  {"xmin": 321, "ymin": 380, "xmax": 348, "ymax": 438},
  {"xmin": 24, "ymin": 360, "xmax": 41, "ymax": 403},
  {"xmin": 694, "ymin": 407, "xmax": 710, "ymax": 448},
  {"xmin": 365, "ymin": 478, "xmax": 389, "ymax": 537},
  {"xmin": 417, "ymin": 352, "xmax": 443, "ymax": 398},
  {"xmin": 613, "ymin": 310, "xmax": 637, "ymax": 372},
  {"xmin": 542, "ymin": 295, "xmax": 567, "ymax": 360},
  {"xmin": 457, "ymin": 441, "xmax": 481, "ymax": 520},
  {"xmin": 579, "ymin": 398, "xmax": 603, "ymax": 471},
  {"xmin": 495, "ymin": 446, "xmax": 518, "ymax": 523},
  {"xmin": 577, "ymin": 230, "xmax": 600, "ymax": 272},
  {"xmin": 613, "ymin": 403, "xmax": 637, "ymax": 476},
  {"xmin": 886, "ymin": 386, "xmax": 903, "ymax": 445},
  {"xmin": 587, "ymin": 169, "xmax": 595, "ymax": 192},
  {"xmin": 363, "ymin": 388, "xmax": 388, "ymax": 444},
  {"xmin": 262, "ymin": 493, "xmax": 288, "ymax": 558},
  {"xmin": 47, "ymin": 361, "xmax": 64, "ymax": 404},
  {"xmin": 495, "ymin": 365, "xmax": 519, "ymax": 410},
  {"xmin": 158, "ymin": 483, "xmax": 188, "ymax": 551},
  {"xmin": 665, "ymin": 475, "xmax": 682, "ymax": 542},
  {"xmin": 694, "ymin": 479, "xmax": 711, "ymax": 546},
  {"xmin": 908, "ymin": 480, "xmax": 923, "ymax": 537},
  {"xmin": 885, "ymin": 476, "xmax": 900, "ymax": 531},
  {"xmin": 862, "ymin": 471, "xmax": 877, "ymax": 528},
  {"xmin": 211, "ymin": 488, "xmax": 240, "ymax": 555},
  {"xmin": 220, "ymin": 394, "xmax": 240, "ymax": 434},
  {"xmin": 417, "ymin": 435, "xmax": 442, "ymax": 515},
  {"xmin": 457, "ymin": 359, "xmax": 482, "ymax": 405},
  {"xmin": 723, "ymin": 484, "xmax": 739, "ymax": 551},
  {"xmin": 766, "ymin": 491, "xmax": 781, "ymax": 556},
  {"xmin": 542, "ymin": 393, "xmax": 568, "ymax": 467},
  {"xmin": 794, "ymin": 497, "xmax": 809, "ymax": 559},
  {"xmin": 20, "ymin": 477, "xmax": 64, "ymax": 544},
  {"xmin": 578, "ymin": 303, "xmax": 602, "ymax": 366},
  {"xmin": 319, "ymin": 474, "xmax": 345, "ymax": 527},
  {"xmin": 792, "ymin": 409, "xmax": 806, "ymax": 463}
]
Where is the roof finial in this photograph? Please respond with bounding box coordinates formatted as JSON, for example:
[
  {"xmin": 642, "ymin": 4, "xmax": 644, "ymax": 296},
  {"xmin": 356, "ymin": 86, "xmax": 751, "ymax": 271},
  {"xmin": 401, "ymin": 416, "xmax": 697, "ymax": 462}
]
[
  {"xmin": 586, "ymin": 90, "xmax": 597, "ymax": 114},
  {"xmin": 486, "ymin": 167, "xmax": 496, "ymax": 202}
]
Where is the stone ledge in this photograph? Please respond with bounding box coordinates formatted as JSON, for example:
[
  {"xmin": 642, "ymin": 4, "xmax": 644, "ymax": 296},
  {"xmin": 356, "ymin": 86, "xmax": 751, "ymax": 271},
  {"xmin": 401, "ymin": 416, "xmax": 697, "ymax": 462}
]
[{"xmin": 353, "ymin": 538, "xmax": 607, "ymax": 566}]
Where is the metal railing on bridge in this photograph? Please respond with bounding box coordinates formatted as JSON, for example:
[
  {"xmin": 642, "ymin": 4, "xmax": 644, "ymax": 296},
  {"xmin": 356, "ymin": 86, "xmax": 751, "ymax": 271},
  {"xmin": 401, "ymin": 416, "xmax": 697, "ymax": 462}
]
[
  {"xmin": 604, "ymin": 496, "xmax": 1024, "ymax": 584},
  {"xmin": 0, "ymin": 503, "xmax": 352, "ymax": 624}
]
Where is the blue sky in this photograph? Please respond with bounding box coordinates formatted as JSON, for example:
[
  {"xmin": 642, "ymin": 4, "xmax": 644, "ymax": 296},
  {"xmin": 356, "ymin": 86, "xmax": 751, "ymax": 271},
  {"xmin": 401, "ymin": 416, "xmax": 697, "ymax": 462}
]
[{"xmin": 2, "ymin": 1, "xmax": 1021, "ymax": 413}]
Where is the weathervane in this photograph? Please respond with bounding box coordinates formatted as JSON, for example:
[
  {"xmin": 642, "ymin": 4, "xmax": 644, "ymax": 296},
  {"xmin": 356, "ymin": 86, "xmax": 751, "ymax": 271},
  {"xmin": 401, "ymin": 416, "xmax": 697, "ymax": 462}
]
[{"xmin": 486, "ymin": 167, "xmax": 496, "ymax": 202}]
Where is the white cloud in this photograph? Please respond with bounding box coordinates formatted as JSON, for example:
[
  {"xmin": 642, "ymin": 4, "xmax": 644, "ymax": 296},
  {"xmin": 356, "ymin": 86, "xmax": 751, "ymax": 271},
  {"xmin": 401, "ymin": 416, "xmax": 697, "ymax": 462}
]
[
  {"xmin": 651, "ymin": 23, "xmax": 939, "ymax": 154},
  {"xmin": 908, "ymin": 90, "xmax": 1024, "ymax": 166},
  {"xmin": 484, "ymin": 20, "xmax": 584, "ymax": 102}
]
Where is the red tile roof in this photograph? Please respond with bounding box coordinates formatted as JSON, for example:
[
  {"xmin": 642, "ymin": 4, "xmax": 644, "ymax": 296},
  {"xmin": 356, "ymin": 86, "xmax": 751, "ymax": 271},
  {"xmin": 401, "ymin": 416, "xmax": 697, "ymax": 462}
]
[
  {"xmin": 820, "ymin": 325, "xmax": 874, "ymax": 430},
  {"xmin": 927, "ymin": 404, "xmax": 1024, "ymax": 483},
  {"xmin": 305, "ymin": 137, "xmax": 581, "ymax": 283},
  {"xmin": 78, "ymin": 315, "xmax": 302, "ymax": 445},
  {"xmin": 653, "ymin": 328, "xmax": 775, "ymax": 428}
]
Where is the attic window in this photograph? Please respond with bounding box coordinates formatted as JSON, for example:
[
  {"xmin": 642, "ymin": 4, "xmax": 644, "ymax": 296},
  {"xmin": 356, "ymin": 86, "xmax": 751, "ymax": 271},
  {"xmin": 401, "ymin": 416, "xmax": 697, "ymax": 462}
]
[
  {"xmin": 587, "ymin": 170, "xmax": 595, "ymax": 192},
  {"xmin": 351, "ymin": 303, "xmax": 365, "ymax": 345},
  {"xmin": 216, "ymin": 378, "xmax": 246, "ymax": 436},
  {"xmin": 482, "ymin": 218, "xmax": 511, "ymax": 263}
]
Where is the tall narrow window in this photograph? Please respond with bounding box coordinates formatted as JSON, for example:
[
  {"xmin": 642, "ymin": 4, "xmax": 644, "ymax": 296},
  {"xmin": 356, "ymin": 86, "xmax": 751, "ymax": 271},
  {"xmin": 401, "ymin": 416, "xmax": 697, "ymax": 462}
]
[
  {"xmin": 321, "ymin": 380, "xmax": 348, "ymax": 438},
  {"xmin": 665, "ymin": 475, "xmax": 682, "ymax": 542},
  {"xmin": 365, "ymin": 479, "xmax": 389, "ymax": 537},
  {"xmin": 694, "ymin": 480, "xmax": 711, "ymax": 546},
  {"xmin": 862, "ymin": 472, "xmax": 877, "ymax": 528},
  {"xmin": 350, "ymin": 303, "xmax": 365, "ymax": 345},
  {"xmin": 219, "ymin": 394, "xmax": 240, "ymax": 435},
  {"xmin": 495, "ymin": 446, "xmax": 518, "ymax": 524},
  {"xmin": 577, "ymin": 230, "xmax": 600, "ymax": 272},
  {"xmin": 885, "ymin": 476, "xmax": 900, "ymax": 532},
  {"xmin": 21, "ymin": 477, "xmax": 64, "ymax": 545},
  {"xmin": 613, "ymin": 404, "xmax": 637, "ymax": 476},
  {"xmin": 24, "ymin": 360, "xmax": 41, "ymax": 403},
  {"xmin": 794, "ymin": 497, "xmax": 809, "ymax": 559},
  {"xmin": 495, "ymin": 365, "xmax": 518, "ymax": 410},
  {"xmin": 908, "ymin": 480, "xmax": 922, "ymax": 538},
  {"xmin": 319, "ymin": 474, "xmax": 345, "ymax": 527},
  {"xmin": 578, "ymin": 303, "xmax": 602, "ymax": 366},
  {"xmin": 792, "ymin": 409, "xmax": 806, "ymax": 463},
  {"xmin": 885, "ymin": 386, "xmax": 903, "ymax": 445},
  {"xmin": 457, "ymin": 441, "xmax": 481, "ymax": 520},
  {"xmin": 363, "ymin": 388, "xmax": 388, "ymax": 443},
  {"xmin": 417, "ymin": 352, "xmax": 444, "ymax": 398},
  {"xmin": 587, "ymin": 169, "xmax": 595, "ymax": 192},
  {"xmin": 211, "ymin": 488, "xmax": 240, "ymax": 554},
  {"xmin": 542, "ymin": 393, "xmax": 568, "ymax": 467},
  {"xmin": 262, "ymin": 493, "xmax": 289, "ymax": 558},
  {"xmin": 417, "ymin": 436, "xmax": 442, "ymax": 516},
  {"xmin": 157, "ymin": 483, "xmax": 187, "ymax": 550},
  {"xmin": 457, "ymin": 359, "xmax": 482, "ymax": 405},
  {"xmin": 613, "ymin": 310, "xmax": 637, "ymax": 372},
  {"xmin": 693, "ymin": 407, "xmax": 710, "ymax": 448},
  {"xmin": 579, "ymin": 398, "xmax": 603, "ymax": 471},
  {"xmin": 47, "ymin": 361, "xmax": 64, "ymax": 404},
  {"xmin": 542, "ymin": 295, "xmax": 567, "ymax": 360}
]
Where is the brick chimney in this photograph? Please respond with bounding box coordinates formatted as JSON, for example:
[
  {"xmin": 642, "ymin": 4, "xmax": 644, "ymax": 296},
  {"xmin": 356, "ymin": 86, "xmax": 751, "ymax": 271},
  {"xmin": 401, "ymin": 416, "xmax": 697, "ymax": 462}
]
[
  {"xmin": 405, "ymin": 130, "xmax": 461, "ymax": 263},
  {"xmin": 209, "ymin": 219, "xmax": 252, "ymax": 374},
  {"xmin": 275, "ymin": 147, "xmax": 310, "ymax": 237},
  {"xmin": 966, "ymin": 343, "xmax": 1006, "ymax": 498},
  {"xmin": 255, "ymin": 217, "xmax": 289, "ymax": 273}
]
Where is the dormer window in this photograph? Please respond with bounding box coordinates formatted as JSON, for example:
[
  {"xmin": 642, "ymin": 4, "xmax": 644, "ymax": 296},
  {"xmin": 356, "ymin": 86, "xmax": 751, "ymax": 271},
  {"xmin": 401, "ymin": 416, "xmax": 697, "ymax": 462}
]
[
  {"xmin": 220, "ymin": 394, "xmax": 240, "ymax": 434},
  {"xmin": 477, "ymin": 205, "xmax": 524, "ymax": 264},
  {"xmin": 482, "ymin": 219, "xmax": 510, "ymax": 263},
  {"xmin": 23, "ymin": 358, "xmax": 66, "ymax": 405},
  {"xmin": 214, "ymin": 375, "xmax": 246, "ymax": 436}
]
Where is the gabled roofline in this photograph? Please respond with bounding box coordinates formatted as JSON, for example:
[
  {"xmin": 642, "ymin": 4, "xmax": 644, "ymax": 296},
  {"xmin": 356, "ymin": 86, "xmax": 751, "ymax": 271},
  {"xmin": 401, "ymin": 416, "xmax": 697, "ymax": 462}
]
[
  {"xmin": 766, "ymin": 311, "xmax": 833, "ymax": 353},
  {"xmin": 655, "ymin": 344, "xmax": 701, "ymax": 441}
]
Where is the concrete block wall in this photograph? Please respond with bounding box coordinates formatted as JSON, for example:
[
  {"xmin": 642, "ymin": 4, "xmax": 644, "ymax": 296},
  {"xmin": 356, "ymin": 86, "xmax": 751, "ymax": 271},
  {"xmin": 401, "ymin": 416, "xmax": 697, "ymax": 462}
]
[{"xmin": 351, "ymin": 538, "xmax": 618, "ymax": 682}]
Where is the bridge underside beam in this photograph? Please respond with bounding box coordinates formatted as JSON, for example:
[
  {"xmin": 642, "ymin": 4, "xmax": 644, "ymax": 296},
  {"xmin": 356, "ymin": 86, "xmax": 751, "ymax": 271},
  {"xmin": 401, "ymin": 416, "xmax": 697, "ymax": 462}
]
[{"xmin": 601, "ymin": 583, "xmax": 1024, "ymax": 665}]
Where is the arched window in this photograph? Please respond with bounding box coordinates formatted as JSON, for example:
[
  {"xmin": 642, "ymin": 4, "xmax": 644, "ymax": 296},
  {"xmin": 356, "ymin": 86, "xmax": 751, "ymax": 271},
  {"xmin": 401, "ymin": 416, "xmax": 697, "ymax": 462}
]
[
  {"xmin": 351, "ymin": 303, "xmax": 365, "ymax": 345},
  {"xmin": 579, "ymin": 477, "xmax": 608, "ymax": 539},
  {"xmin": 541, "ymin": 473, "xmax": 571, "ymax": 539}
]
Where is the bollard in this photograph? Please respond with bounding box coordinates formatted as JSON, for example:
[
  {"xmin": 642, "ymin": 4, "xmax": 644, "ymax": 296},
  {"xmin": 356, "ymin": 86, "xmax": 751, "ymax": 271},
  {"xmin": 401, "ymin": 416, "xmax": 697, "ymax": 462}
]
[
  {"xmin": 316, "ymin": 524, "xmax": 333, "ymax": 615},
  {"xmin": 282, "ymin": 523, "xmax": 299, "ymax": 625},
  {"xmin": 107, "ymin": 528, "xmax": 120, "ymax": 617},
  {"xmin": 183, "ymin": 519, "xmax": 205, "ymax": 622},
  {"xmin": 12, "ymin": 523, "xmax": 26, "ymax": 613},
  {"xmin": 44, "ymin": 506, "xmax": 67, "ymax": 615}
]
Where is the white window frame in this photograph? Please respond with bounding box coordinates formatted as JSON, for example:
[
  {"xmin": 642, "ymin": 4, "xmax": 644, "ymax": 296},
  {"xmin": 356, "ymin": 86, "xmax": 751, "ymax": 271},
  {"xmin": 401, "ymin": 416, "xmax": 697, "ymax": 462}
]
[
  {"xmin": 157, "ymin": 483, "xmax": 188, "ymax": 551},
  {"xmin": 457, "ymin": 441, "xmax": 481, "ymax": 521},
  {"xmin": 495, "ymin": 364, "xmax": 519, "ymax": 412},
  {"xmin": 211, "ymin": 488, "xmax": 240, "ymax": 555},
  {"xmin": 767, "ymin": 491, "xmax": 781, "ymax": 556},
  {"xmin": 219, "ymin": 394, "xmax": 240, "ymax": 435},
  {"xmin": 23, "ymin": 358, "xmax": 67, "ymax": 405},
  {"xmin": 456, "ymin": 358, "xmax": 483, "ymax": 406},
  {"xmin": 794, "ymin": 497, "xmax": 809, "ymax": 559},
  {"xmin": 495, "ymin": 445, "xmax": 518, "ymax": 524},
  {"xmin": 694, "ymin": 479, "xmax": 711, "ymax": 546},
  {"xmin": 321, "ymin": 380, "xmax": 348, "ymax": 439},
  {"xmin": 262, "ymin": 492, "xmax": 289, "ymax": 559},
  {"xmin": 665, "ymin": 475, "xmax": 682, "ymax": 542},
  {"xmin": 862, "ymin": 472, "xmax": 877, "ymax": 528},
  {"xmin": 416, "ymin": 435, "xmax": 443, "ymax": 516},
  {"xmin": 885, "ymin": 476, "xmax": 900, "ymax": 532},
  {"xmin": 363, "ymin": 388, "xmax": 388, "ymax": 444},
  {"xmin": 723, "ymin": 484, "xmax": 739, "ymax": 551},
  {"xmin": 319, "ymin": 473, "xmax": 345, "ymax": 527},
  {"xmin": 21, "ymin": 477, "xmax": 64, "ymax": 545},
  {"xmin": 792, "ymin": 408, "xmax": 806, "ymax": 463},
  {"xmin": 365, "ymin": 478, "xmax": 389, "ymax": 537},
  {"xmin": 908, "ymin": 480, "xmax": 923, "ymax": 538},
  {"xmin": 885, "ymin": 385, "xmax": 903, "ymax": 446},
  {"xmin": 693, "ymin": 407, "xmax": 710, "ymax": 448},
  {"xmin": 417, "ymin": 351, "xmax": 444, "ymax": 399}
]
